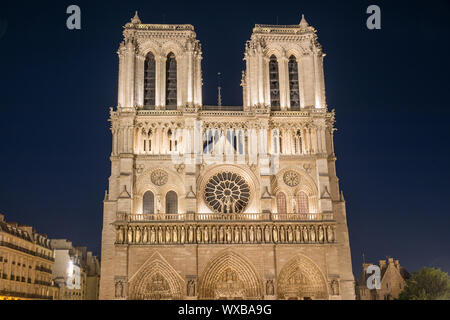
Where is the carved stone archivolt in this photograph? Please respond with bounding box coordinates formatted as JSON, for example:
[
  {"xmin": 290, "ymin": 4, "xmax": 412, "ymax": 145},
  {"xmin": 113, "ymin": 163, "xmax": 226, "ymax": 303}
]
[
  {"xmin": 277, "ymin": 255, "xmax": 328, "ymax": 300},
  {"xmin": 128, "ymin": 252, "xmax": 184, "ymax": 300},
  {"xmin": 198, "ymin": 251, "xmax": 263, "ymax": 299},
  {"xmin": 115, "ymin": 223, "xmax": 335, "ymax": 245}
]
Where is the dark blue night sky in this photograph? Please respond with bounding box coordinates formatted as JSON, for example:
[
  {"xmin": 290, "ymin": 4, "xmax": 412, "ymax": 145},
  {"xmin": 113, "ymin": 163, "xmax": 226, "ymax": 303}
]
[{"xmin": 0, "ymin": 0, "xmax": 449, "ymax": 278}]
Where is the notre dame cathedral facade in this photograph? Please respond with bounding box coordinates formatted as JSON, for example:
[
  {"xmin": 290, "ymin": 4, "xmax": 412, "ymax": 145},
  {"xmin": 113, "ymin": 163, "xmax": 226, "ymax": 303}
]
[{"xmin": 99, "ymin": 12, "xmax": 355, "ymax": 300}]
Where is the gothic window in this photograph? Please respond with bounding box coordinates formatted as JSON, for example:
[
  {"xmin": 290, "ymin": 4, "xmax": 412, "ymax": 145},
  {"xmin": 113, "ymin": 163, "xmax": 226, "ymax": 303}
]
[
  {"xmin": 269, "ymin": 55, "xmax": 280, "ymax": 110},
  {"xmin": 288, "ymin": 55, "xmax": 300, "ymax": 110},
  {"xmin": 276, "ymin": 192, "xmax": 287, "ymax": 214},
  {"xmin": 204, "ymin": 172, "xmax": 250, "ymax": 214},
  {"xmin": 166, "ymin": 191, "xmax": 178, "ymax": 214},
  {"xmin": 144, "ymin": 52, "xmax": 156, "ymax": 108},
  {"xmin": 143, "ymin": 191, "xmax": 154, "ymax": 214},
  {"xmin": 297, "ymin": 192, "xmax": 309, "ymax": 214},
  {"xmin": 165, "ymin": 52, "xmax": 177, "ymax": 108}
]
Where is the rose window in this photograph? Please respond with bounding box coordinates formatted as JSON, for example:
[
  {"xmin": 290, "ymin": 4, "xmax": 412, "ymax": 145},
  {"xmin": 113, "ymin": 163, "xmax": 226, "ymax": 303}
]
[
  {"xmin": 283, "ymin": 170, "xmax": 300, "ymax": 187},
  {"xmin": 204, "ymin": 172, "xmax": 250, "ymax": 214},
  {"xmin": 151, "ymin": 169, "xmax": 168, "ymax": 186}
]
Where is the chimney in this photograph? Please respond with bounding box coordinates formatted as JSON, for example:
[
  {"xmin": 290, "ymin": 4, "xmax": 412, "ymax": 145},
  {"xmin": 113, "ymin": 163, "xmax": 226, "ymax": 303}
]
[
  {"xmin": 395, "ymin": 260, "xmax": 400, "ymax": 269},
  {"xmin": 379, "ymin": 260, "xmax": 387, "ymax": 269},
  {"xmin": 362, "ymin": 263, "xmax": 372, "ymax": 271},
  {"xmin": 0, "ymin": 213, "xmax": 4, "ymax": 222}
]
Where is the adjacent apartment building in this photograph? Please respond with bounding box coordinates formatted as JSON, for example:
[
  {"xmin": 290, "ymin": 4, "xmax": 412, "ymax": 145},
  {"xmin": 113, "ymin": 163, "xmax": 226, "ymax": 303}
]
[
  {"xmin": 51, "ymin": 239, "xmax": 100, "ymax": 300},
  {"xmin": 0, "ymin": 213, "xmax": 58, "ymax": 300}
]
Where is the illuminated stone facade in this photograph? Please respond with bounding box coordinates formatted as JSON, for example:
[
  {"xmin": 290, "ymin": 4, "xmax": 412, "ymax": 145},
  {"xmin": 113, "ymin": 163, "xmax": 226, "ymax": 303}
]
[
  {"xmin": 99, "ymin": 13, "xmax": 355, "ymax": 300},
  {"xmin": 0, "ymin": 214, "xmax": 58, "ymax": 300},
  {"xmin": 52, "ymin": 239, "xmax": 100, "ymax": 300}
]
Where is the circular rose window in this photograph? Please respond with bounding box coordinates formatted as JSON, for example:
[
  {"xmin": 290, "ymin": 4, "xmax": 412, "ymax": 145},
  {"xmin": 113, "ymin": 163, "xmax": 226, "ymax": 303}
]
[{"xmin": 204, "ymin": 171, "xmax": 250, "ymax": 214}]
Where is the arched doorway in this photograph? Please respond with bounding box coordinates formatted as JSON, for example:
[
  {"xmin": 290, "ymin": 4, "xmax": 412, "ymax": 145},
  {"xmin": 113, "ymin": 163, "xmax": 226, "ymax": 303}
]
[
  {"xmin": 128, "ymin": 252, "xmax": 184, "ymax": 300},
  {"xmin": 198, "ymin": 251, "xmax": 263, "ymax": 299},
  {"xmin": 277, "ymin": 254, "xmax": 328, "ymax": 300}
]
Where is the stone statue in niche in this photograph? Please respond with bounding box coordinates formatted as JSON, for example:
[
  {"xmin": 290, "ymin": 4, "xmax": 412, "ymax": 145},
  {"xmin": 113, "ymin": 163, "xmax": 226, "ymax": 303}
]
[
  {"xmin": 292, "ymin": 197, "xmax": 297, "ymax": 214},
  {"xmin": 180, "ymin": 226, "xmax": 185, "ymax": 243},
  {"xmin": 266, "ymin": 280, "xmax": 274, "ymax": 296},
  {"xmin": 249, "ymin": 226, "xmax": 255, "ymax": 243},
  {"xmin": 196, "ymin": 226, "xmax": 202, "ymax": 243},
  {"xmin": 156, "ymin": 195, "xmax": 162, "ymax": 213},
  {"xmin": 309, "ymin": 226, "xmax": 316, "ymax": 242},
  {"xmin": 128, "ymin": 227, "xmax": 133, "ymax": 244},
  {"xmin": 143, "ymin": 227, "xmax": 148, "ymax": 243},
  {"xmin": 234, "ymin": 226, "xmax": 240, "ymax": 243},
  {"xmin": 135, "ymin": 227, "xmax": 141, "ymax": 243},
  {"xmin": 172, "ymin": 227, "xmax": 178, "ymax": 243},
  {"xmin": 280, "ymin": 226, "xmax": 286, "ymax": 242},
  {"xmin": 188, "ymin": 226, "xmax": 194, "ymax": 243},
  {"xmin": 330, "ymin": 280, "xmax": 339, "ymax": 295},
  {"xmin": 187, "ymin": 280, "xmax": 196, "ymax": 297},
  {"xmin": 241, "ymin": 227, "xmax": 247, "ymax": 243},
  {"xmin": 302, "ymin": 226, "xmax": 309, "ymax": 242},
  {"xmin": 226, "ymin": 226, "xmax": 232, "ymax": 243},
  {"xmin": 211, "ymin": 226, "xmax": 217, "ymax": 243},
  {"xmin": 166, "ymin": 227, "xmax": 171, "ymax": 243},
  {"xmin": 264, "ymin": 226, "xmax": 270, "ymax": 242},
  {"xmin": 158, "ymin": 227, "xmax": 163, "ymax": 243},
  {"xmin": 287, "ymin": 226, "xmax": 293, "ymax": 242},
  {"xmin": 256, "ymin": 226, "xmax": 262, "ymax": 242},
  {"xmin": 203, "ymin": 226, "xmax": 209, "ymax": 243},
  {"xmin": 219, "ymin": 226, "xmax": 224, "ymax": 243},
  {"xmin": 318, "ymin": 226, "xmax": 324, "ymax": 243},
  {"xmin": 272, "ymin": 227, "xmax": 278, "ymax": 243},
  {"xmin": 327, "ymin": 226, "xmax": 334, "ymax": 242},
  {"xmin": 150, "ymin": 227, "xmax": 156, "ymax": 243},
  {"xmin": 115, "ymin": 281, "xmax": 123, "ymax": 298},
  {"xmin": 295, "ymin": 226, "xmax": 301, "ymax": 242}
]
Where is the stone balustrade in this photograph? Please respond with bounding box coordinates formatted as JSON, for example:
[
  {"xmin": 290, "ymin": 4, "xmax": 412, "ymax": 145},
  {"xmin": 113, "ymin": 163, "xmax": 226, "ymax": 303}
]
[{"xmin": 116, "ymin": 212, "xmax": 333, "ymax": 222}]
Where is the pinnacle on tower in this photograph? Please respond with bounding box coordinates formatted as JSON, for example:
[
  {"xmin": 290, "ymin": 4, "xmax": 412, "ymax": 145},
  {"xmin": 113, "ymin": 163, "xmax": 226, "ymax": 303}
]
[
  {"xmin": 299, "ymin": 14, "xmax": 309, "ymax": 29},
  {"xmin": 131, "ymin": 11, "xmax": 141, "ymax": 24}
]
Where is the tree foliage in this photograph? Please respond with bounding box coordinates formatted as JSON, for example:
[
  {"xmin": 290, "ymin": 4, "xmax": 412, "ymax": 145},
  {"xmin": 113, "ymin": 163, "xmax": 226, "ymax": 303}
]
[{"xmin": 398, "ymin": 267, "xmax": 450, "ymax": 300}]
